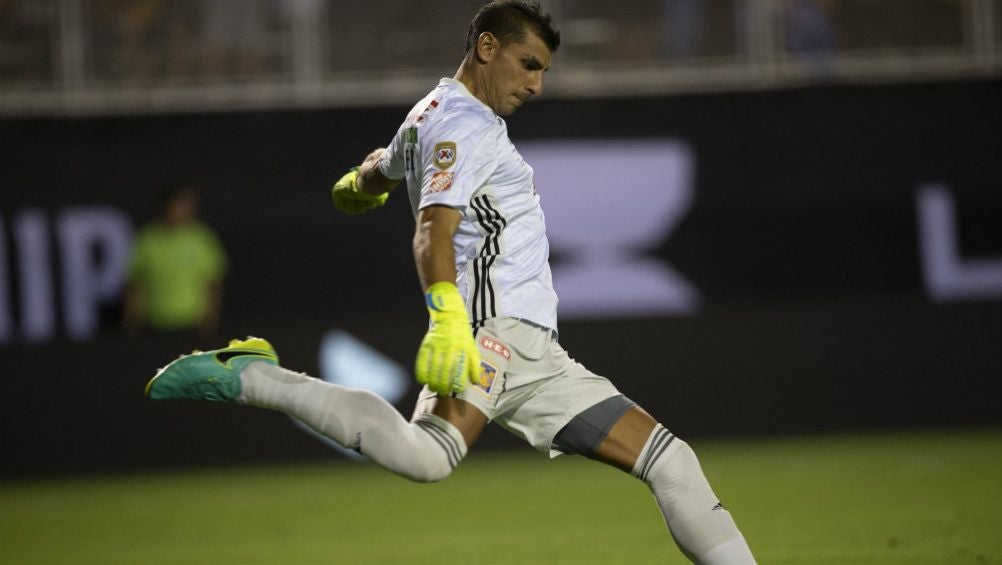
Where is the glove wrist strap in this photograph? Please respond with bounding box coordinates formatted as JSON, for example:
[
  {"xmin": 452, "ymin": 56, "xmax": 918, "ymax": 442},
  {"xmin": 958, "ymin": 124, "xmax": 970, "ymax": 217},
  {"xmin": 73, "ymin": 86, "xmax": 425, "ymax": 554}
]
[{"xmin": 425, "ymin": 282, "xmax": 466, "ymax": 318}]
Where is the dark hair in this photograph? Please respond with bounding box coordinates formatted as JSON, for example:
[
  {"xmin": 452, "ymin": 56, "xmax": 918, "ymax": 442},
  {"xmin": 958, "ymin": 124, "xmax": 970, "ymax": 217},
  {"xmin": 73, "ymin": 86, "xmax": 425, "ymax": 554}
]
[
  {"xmin": 154, "ymin": 183, "xmax": 197, "ymax": 215},
  {"xmin": 465, "ymin": 0, "xmax": 560, "ymax": 55}
]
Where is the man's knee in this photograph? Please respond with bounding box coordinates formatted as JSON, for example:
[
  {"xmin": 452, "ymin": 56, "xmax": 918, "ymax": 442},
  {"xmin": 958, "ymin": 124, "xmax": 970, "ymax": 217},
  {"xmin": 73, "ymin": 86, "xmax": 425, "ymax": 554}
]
[
  {"xmin": 402, "ymin": 415, "xmax": 468, "ymax": 483},
  {"xmin": 404, "ymin": 457, "xmax": 454, "ymax": 483},
  {"xmin": 645, "ymin": 437, "xmax": 701, "ymax": 489},
  {"xmin": 633, "ymin": 426, "xmax": 706, "ymax": 489}
]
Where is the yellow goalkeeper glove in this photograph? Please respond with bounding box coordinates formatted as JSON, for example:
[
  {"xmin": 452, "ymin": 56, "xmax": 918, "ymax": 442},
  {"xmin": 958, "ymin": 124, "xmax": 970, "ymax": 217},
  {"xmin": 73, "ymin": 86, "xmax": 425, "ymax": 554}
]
[
  {"xmin": 415, "ymin": 282, "xmax": 481, "ymax": 395},
  {"xmin": 331, "ymin": 167, "xmax": 389, "ymax": 215}
]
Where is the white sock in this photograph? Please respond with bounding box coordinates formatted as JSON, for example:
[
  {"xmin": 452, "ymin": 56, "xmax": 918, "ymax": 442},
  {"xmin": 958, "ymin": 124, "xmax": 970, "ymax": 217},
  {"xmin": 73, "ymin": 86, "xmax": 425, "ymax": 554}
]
[
  {"xmin": 633, "ymin": 425, "xmax": 756, "ymax": 564},
  {"xmin": 238, "ymin": 361, "xmax": 465, "ymax": 483}
]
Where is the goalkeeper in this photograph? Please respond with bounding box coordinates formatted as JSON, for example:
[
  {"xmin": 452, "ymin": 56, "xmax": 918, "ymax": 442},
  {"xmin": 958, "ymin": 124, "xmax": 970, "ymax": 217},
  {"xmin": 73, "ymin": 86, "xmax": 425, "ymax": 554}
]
[{"xmin": 146, "ymin": 2, "xmax": 756, "ymax": 563}]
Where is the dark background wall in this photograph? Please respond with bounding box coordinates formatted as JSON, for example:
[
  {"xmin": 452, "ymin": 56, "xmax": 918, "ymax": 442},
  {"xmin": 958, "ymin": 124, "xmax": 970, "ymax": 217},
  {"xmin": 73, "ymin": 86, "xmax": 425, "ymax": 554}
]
[{"xmin": 1, "ymin": 78, "xmax": 1000, "ymax": 478}]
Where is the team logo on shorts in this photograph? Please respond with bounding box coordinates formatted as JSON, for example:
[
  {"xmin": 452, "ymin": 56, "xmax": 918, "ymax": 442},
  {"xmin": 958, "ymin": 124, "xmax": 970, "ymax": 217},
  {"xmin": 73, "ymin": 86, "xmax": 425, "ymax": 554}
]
[
  {"xmin": 478, "ymin": 360, "xmax": 497, "ymax": 393},
  {"xmin": 428, "ymin": 171, "xmax": 454, "ymax": 193},
  {"xmin": 479, "ymin": 336, "xmax": 511, "ymax": 360},
  {"xmin": 434, "ymin": 141, "xmax": 456, "ymax": 169}
]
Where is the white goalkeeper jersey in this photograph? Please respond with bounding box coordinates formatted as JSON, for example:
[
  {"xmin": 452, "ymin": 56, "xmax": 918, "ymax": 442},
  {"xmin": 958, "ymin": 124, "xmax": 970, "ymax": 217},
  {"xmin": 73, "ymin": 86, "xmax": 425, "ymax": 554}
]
[{"xmin": 379, "ymin": 78, "xmax": 558, "ymax": 332}]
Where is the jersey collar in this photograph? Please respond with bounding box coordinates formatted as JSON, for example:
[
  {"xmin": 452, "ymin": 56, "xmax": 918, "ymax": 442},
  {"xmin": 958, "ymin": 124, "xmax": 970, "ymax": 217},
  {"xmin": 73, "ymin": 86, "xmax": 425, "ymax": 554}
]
[{"xmin": 440, "ymin": 78, "xmax": 493, "ymax": 113}]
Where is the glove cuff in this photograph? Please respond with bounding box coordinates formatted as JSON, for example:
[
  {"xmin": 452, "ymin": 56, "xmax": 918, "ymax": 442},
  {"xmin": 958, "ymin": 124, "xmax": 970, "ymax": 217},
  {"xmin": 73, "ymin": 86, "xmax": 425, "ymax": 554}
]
[
  {"xmin": 347, "ymin": 167, "xmax": 390, "ymax": 204},
  {"xmin": 425, "ymin": 282, "xmax": 467, "ymax": 318},
  {"xmin": 346, "ymin": 167, "xmax": 359, "ymax": 190}
]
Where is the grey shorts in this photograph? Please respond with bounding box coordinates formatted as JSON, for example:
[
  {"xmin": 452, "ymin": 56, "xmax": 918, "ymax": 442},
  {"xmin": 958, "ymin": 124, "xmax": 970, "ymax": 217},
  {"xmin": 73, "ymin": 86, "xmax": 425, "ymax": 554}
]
[{"xmin": 415, "ymin": 317, "xmax": 627, "ymax": 457}]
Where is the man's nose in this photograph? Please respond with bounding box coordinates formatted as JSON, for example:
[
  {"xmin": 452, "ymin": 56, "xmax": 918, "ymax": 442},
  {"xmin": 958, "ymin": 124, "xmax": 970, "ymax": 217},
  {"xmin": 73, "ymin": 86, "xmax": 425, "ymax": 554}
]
[{"xmin": 527, "ymin": 73, "xmax": 543, "ymax": 96}]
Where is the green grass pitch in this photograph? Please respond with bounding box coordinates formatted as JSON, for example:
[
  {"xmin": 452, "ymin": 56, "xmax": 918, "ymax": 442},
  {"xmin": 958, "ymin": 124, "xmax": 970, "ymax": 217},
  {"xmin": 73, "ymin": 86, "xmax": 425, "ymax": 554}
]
[{"xmin": 2, "ymin": 429, "xmax": 999, "ymax": 564}]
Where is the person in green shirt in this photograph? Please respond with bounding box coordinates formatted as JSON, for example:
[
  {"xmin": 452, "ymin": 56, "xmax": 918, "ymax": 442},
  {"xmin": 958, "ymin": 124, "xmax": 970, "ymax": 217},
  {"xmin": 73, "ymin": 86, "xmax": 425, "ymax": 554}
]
[{"xmin": 124, "ymin": 184, "xmax": 227, "ymax": 337}]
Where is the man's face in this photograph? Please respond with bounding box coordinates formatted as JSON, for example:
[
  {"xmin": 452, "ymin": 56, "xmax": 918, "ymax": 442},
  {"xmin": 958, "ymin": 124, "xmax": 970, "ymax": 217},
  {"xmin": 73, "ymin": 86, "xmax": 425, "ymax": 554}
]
[
  {"xmin": 483, "ymin": 31, "xmax": 552, "ymax": 116},
  {"xmin": 165, "ymin": 189, "xmax": 198, "ymax": 226}
]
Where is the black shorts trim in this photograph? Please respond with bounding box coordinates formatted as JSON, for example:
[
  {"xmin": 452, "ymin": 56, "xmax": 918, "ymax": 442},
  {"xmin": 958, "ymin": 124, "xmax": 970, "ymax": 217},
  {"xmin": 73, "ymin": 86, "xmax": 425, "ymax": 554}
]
[{"xmin": 551, "ymin": 394, "xmax": 636, "ymax": 457}]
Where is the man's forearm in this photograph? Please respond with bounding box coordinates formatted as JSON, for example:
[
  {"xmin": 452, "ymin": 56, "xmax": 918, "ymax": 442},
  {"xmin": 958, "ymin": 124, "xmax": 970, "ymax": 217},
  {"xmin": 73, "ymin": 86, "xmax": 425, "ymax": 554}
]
[
  {"xmin": 412, "ymin": 205, "xmax": 479, "ymax": 395},
  {"xmin": 356, "ymin": 148, "xmax": 401, "ymax": 196}
]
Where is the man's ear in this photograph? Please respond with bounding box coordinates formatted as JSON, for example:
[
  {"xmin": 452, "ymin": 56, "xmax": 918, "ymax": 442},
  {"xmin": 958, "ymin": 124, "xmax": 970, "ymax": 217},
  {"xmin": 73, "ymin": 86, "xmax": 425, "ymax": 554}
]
[{"xmin": 475, "ymin": 31, "xmax": 498, "ymax": 63}]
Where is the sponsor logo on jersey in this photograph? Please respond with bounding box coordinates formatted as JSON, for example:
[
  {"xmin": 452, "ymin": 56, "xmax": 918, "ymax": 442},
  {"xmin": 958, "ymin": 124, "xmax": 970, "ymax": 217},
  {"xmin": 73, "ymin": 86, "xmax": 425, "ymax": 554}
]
[
  {"xmin": 479, "ymin": 336, "xmax": 511, "ymax": 360},
  {"xmin": 404, "ymin": 126, "xmax": 417, "ymax": 143},
  {"xmin": 434, "ymin": 141, "xmax": 457, "ymax": 169},
  {"xmin": 428, "ymin": 171, "xmax": 454, "ymax": 193},
  {"xmin": 478, "ymin": 360, "xmax": 497, "ymax": 393}
]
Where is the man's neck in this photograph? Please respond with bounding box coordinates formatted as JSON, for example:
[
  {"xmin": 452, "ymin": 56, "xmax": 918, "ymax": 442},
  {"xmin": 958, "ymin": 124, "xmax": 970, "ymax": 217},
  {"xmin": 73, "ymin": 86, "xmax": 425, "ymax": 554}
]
[{"xmin": 453, "ymin": 61, "xmax": 491, "ymax": 112}]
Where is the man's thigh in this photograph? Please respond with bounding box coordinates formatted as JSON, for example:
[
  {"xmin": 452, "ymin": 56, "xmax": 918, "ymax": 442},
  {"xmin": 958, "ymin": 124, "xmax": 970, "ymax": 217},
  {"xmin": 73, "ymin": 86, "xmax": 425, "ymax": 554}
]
[
  {"xmin": 495, "ymin": 339, "xmax": 628, "ymax": 456},
  {"xmin": 591, "ymin": 405, "xmax": 659, "ymax": 472}
]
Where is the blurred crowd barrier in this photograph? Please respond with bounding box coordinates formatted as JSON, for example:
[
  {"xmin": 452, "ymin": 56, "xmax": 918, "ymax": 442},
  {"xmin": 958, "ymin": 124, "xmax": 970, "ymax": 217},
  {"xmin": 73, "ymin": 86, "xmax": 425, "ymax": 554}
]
[{"xmin": 0, "ymin": 0, "xmax": 1000, "ymax": 115}]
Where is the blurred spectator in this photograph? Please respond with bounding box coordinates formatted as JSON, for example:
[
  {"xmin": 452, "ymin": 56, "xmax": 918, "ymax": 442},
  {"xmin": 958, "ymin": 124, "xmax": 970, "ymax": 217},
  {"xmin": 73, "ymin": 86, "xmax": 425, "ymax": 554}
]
[
  {"xmin": 0, "ymin": 0, "xmax": 53, "ymax": 84},
  {"xmin": 92, "ymin": 0, "xmax": 199, "ymax": 83},
  {"xmin": 661, "ymin": 0, "xmax": 707, "ymax": 58},
  {"xmin": 94, "ymin": 0, "xmax": 164, "ymax": 80},
  {"xmin": 785, "ymin": 0, "xmax": 837, "ymax": 56},
  {"xmin": 659, "ymin": 0, "xmax": 742, "ymax": 61},
  {"xmin": 811, "ymin": 0, "xmax": 964, "ymax": 51},
  {"xmin": 123, "ymin": 184, "xmax": 227, "ymax": 338},
  {"xmin": 199, "ymin": 0, "xmax": 273, "ymax": 76}
]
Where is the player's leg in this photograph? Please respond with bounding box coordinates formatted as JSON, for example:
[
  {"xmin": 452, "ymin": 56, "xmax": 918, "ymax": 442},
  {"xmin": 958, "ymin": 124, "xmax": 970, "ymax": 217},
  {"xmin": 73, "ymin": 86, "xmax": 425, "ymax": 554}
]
[
  {"xmin": 577, "ymin": 405, "xmax": 756, "ymax": 564},
  {"xmin": 241, "ymin": 361, "xmax": 488, "ymax": 482},
  {"xmin": 146, "ymin": 337, "xmax": 486, "ymax": 482},
  {"xmin": 509, "ymin": 336, "xmax": 755, "ymax": 564},
  {"xmin": 411, "ymin": 388, "xmax": 489, "ymax": 448}
]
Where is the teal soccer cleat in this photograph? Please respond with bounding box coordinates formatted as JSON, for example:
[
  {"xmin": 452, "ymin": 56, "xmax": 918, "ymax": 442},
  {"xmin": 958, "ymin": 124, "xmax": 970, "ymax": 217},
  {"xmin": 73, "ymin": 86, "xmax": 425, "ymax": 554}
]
[{"xmin": 145, "ymin": 337, "xmax": 279, "ymax": 402}]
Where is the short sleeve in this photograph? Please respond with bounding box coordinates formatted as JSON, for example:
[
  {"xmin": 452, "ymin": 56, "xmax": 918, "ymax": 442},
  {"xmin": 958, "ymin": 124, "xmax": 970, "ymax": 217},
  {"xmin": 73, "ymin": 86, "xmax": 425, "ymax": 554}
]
[
  {"xmin": 378, "ymin": 124, "xmax": 407, "ymax": 180},
  {"xmin": 417, "ymin": 117, "xmax": 498, "ymax": 212}
]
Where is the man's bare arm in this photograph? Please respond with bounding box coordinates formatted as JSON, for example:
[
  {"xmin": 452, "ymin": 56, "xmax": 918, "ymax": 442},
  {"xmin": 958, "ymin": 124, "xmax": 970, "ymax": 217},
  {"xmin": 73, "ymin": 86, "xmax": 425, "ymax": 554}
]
[
  {"xmin": 412, "ymin": 203, "xmax": 480, "ymax": 395},
  {"xmin": 356, "ymin": 148, "xmax": 402, "ymax": 196},
  {"xmin": 413, "ymin": 204, "xmax": 463, "ymax": 290}
]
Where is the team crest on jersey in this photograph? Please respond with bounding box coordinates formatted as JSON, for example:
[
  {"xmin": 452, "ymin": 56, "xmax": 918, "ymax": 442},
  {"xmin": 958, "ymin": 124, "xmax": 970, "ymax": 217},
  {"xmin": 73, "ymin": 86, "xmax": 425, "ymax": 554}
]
[
  {"xmin": 428, "ymin": 171, "xmax": 454, "ymax": 193},
  {"xmin": 478, "ymin": 360, "xmax": 497, "ymax": 393},
  {"xmin": 434, "ymin": 141, "xmax": 457, "ymax": 169}
]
